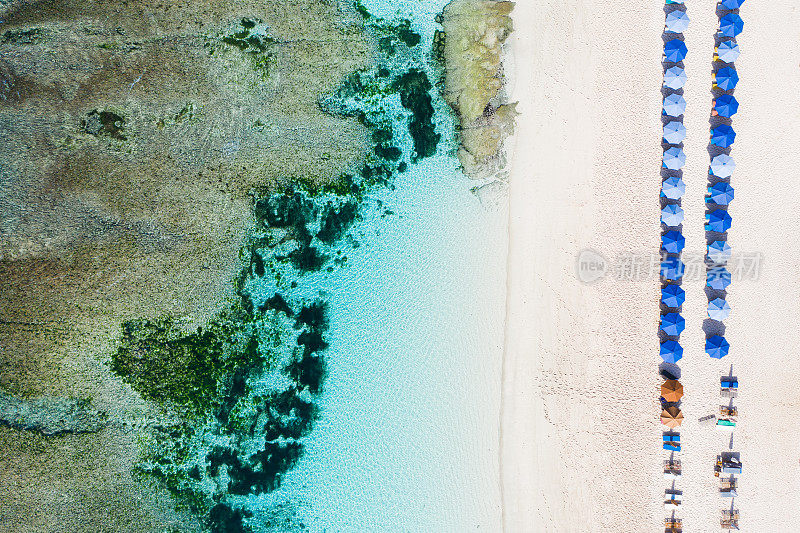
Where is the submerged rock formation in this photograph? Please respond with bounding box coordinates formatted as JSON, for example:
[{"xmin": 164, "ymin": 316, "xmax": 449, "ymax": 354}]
[
  {"xmin": 0, "ymin": 392, "xmax": 107, "ymax": 435},
  {"xmin": 439, "ymin": 0, "xmax": 516, "ymax": 181}
]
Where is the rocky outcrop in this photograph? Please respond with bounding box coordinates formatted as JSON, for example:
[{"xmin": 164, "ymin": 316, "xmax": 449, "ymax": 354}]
[{"xmin": 439, "ymin": 0, "xmax": 516, "ymax": 181}]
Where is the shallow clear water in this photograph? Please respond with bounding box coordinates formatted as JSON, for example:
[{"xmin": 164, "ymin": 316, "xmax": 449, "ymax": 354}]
[
  {"xmin": 258, "ymin": 154, "xmax": 507, "ymax": 531},
  {"xmin": 241, "ymin": 1, "xmax": 509, "ymax": 529}
]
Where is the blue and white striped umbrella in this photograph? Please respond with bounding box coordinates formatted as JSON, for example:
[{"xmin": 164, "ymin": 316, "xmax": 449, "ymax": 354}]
[
  {"xmin": 707, "ymin": 241, "xmax": 732, "ymax": 263},
  {"xmin": 662, "ymin": 284, "xmax": 685, "ymax": 308},
  {"xmin": 707, "ymin": 298, "xmax": 731, "ymax": 321},
  {"xmin": 662, "ymin": 176, "xmax": 686, "ymax": 200},
  {"xmin": 705, "ymin": 210, "xmax": 732, "ymax": 232},
  {"xmin": 714, "ymin": 67, "xmax": 739, "ymax": 91},
  {"xmin": 662, "ymin": 230, "xmax": 686, "ymax": 253},
  {"xmin": 662, "ymin": 204, "xmax": 684, "ymax": 227},
  {"xmin": 661, "ymin": 313, "xmax": 686, "ymax": 336},
  {"xmin": 663, "ymin": 147, "xmax": 686, "ymax": 170},
  {"xmin": 660, "ymin": 340, "xmax": 684, "ymax": 363},
  {"xmin": 663, "ymin": 121, "xmax": 687, "ymax": 144},
  {"xmin": 665, "ymin": 10, "xmax": 690, "ymax": 33},
  {"xmin": 664, "ymin": 66, "xmax": 687, "ymax": 90},
  {"xmin": 720, "ymin": 13, "xmax": 744, "ymax": 38},
  {"xmin": 710, "ymin": 124, "xmax": 736, "ymax": 147},
  {"xmin": 706, "ymin": 335, "xmax": 730, "ymax": 359},
  {"xmin": 710, "ymin": 154, "xmax": 736, "ymax": 177},
  {"xmin": 707, "ymin": 182, "xmax": 735, "ymax": 205},
  {"xmin": 707, "ymin": 267, "xmax": 732, "ymax": 290},
  {"xmin": 663, "ymin": 94, "xmax": 687, "ymax": 117},
  {"xmin": 721, "ymin": 0, "xmax": 745, "ymax": 8},
  {"xmin": 661, "ymin": 258, "xmax": 685, "ymax": 281},
  {"xmin": 716, "ymin": 40, "xmax": 740, "ymax": 63}
]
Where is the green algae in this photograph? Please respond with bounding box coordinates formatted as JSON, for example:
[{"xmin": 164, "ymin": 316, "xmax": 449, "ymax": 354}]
[
  {"xmin": 81, "ymin": 109, "xmax": 127, "ymax": 140},
  {"xmin": 392, "ymin": 69, "xmax": 440, "ymax": 160},
  {"xmin": 110, "ymin": 312, "xmax": 258, "ymax": 413}
]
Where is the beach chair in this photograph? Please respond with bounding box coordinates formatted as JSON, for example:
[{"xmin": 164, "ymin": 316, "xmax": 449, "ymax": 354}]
[
  {"xmin": 664, "ymin": 498, "xmax": 681, "ymax": 510},
  {"xmin": 663, "ymin": 434, "xmax": 681, "ymax": 452},
  {"xmin": 721, "ymin": 518, "xmax": 740, "ymax": 530},
  {"xmin": 722, "ymin": 510, "xmax": 740, "ymax": 520},
  {"xmin": 716, "ymin": 419, "xmax": 736, "ymax": 431},
  {"xmin": 720, "ymin": 379, "xmax": 739, "ymax": 398},
  {"xmin": 665, "ymin": 517, "xmax": 682, "ymax": 533},
  {"xmin": 719, "ymin": 405, "xmax": 738, "ymax": 418},
  {"xmin": 663, "ymin": 460, "xmax": 682, "ymax": 479},
  {"xmin": 720, "ymin": 479, "xmax": 738, "ymax": 497}
]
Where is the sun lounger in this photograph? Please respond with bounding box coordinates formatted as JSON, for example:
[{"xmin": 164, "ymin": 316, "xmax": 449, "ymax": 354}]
[
  {"xmin": 664, "ymin": 499, "xmax": 681, "ymax": 509},
  {"xmin": 722, "ymin": 510, "xmax": 740, "ymax": 520},
  {"xmin": 719, "ymin": 406, "xmax": 738, "ymax": 417},
  {"xmin": 716, "ymin": 419, "xmax": 736, "ymax": 430},
  {"xmin": 720, "ymin": 388, "xmax": 739, "ymax": 399},
  {"xmin": 721, "ymin": 519, "xmax": 740, "ymax": 530},
  {"xmin": 720, "ymin": 489, "xmax": 738, "ymax": 497},
  {"xmin": 722, "ymin": 464, "xmax": 742, "ymax": 474},
  {"xmin": 721, "ymin": 379, "xmax": 738, "ymax": 388},
  {"xmin": 664, "ymin": 461, "xmax": 682, "ymax": 479}
]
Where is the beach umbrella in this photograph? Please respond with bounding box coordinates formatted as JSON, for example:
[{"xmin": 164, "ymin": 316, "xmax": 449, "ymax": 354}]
[
  {"xmin": 710, "ymin": 125, "xmax": 736, "ymax": 147},
  {"xmin": 661, "ymin": 406, "xmax": 684, "ymax": 428},
  {"xmin": 661, "ymin": 312, "xmax": 686, "ymax": 336},
  {"xmin": 665, "ymin": 10, "xmax": 690, "ymax": 33},
  {"xmin": 706, "ymin": 335, "xmax": 730, "ymax": 359},
  {"xmin": 663, "ymin": 121, "xmax": 687, "ymax": 144},
  {"xmin": 714, "ymin": 67, "xmax": 739, "ymax": 91},
  {"xmin": 662, "ymin": 230, "xmax": 686, "ymax": 253},
  {"xmin": 710, "ymin": 154, "xmax": 736, "ymax": 177},
  {"xmin": 662, "ymin": 284, "xmax": 685, "ymax": 307},
  {"xmin": 663, "ymin": 94, "xmax": 686, "ymax": 117},
  {"xmin": 663, "ymin": 147, "xmax": 686, "ymax": 170},
  {"xmin": 661, "ymin": 379, "xmax": 684, "ymax": 402},
  {"xmin": 713, "ymin": 94, "xmax": 739, "ymax": 117},
  {"xmin": 664, "ymin": 39, "xmax": 688, "ymax": 62},
  {"xmin": 661, "ymin": 257, "xmax": 685, "ymax": 280},
  {"xmin": 705, "ymin": 210, "xmax": 732, "ymax": 232},
  {"xmin": 662, "ymin": 176, "xmax": 686, "ymax": 200},
  {"xmin": 707, "ymin": 182, "xmax": 735, "ymax": 205},
  {"xmin": 660, "ymin": 340, "xmax": 684, "ymax": 363},
  {"xmin": 661, "ymin": 204, "xmax": 684, "ymax": 227},
  {"xmin": 664, "ymin": 66, "xmax": 687, "ymax": 90},
  {"xmin": 707, "ymin": 266, "xmax": 732, "ymax": 290},
  {"xmin": 719, "ymin": 14, "xmax": 744, "ymax": 37},
  {"xmin": 721, "ymin": 0, "xmax": 745, "ymax": 9},
  {"xmin": 707, "ymin": 241, "xmax": 732, "ymax": 263},
  {"xmin": 716, "ymin": 40, "xmax": 741, "ymax": 63},
  {"xmin": 708, "ymin": 298, "xmax": 731, "ymax": 320}
]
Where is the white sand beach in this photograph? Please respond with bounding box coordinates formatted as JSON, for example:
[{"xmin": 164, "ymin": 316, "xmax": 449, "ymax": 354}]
[{"xmin": 502, "ymin": 0, "xmax": 800, "ymax": 531}]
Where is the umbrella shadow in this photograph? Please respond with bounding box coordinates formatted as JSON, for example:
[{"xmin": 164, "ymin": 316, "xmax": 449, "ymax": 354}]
[
  {"xmin": 703, "ymin": 318, "xmax": 726, "ymax": 338},
  {"xmin": 660, "ymin": 362, "xmax": 681, "ymax": 381}
]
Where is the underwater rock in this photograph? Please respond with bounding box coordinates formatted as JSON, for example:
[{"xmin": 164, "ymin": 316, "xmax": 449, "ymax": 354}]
[
  {"xmin": 0, "ymin": 392, "xmax": 107, "ymax": 435},
  {"xmin": 440, "ymin": 0, "xmax": 517, "ymax": 180}
]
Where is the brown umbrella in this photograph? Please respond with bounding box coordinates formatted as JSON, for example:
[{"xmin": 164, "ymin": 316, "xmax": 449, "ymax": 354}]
[
  {"xmin": 661, "ymin": 379, "xmax": 683, "ymax": 402},
  {"xmin": 661, "ymin": 406, "xmax": 684, "ymax": 429}
]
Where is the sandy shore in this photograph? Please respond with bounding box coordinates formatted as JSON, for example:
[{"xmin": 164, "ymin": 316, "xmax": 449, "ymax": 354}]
[{"xmin": 502, "ymin": 0, "xmax": 800, "ymax": 531}]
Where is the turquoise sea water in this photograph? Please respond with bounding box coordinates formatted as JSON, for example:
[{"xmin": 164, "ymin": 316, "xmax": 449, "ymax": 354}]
[
  {"xmin": 254, "ymin": 155, "xmax": 507, "ymax": 531},
  {"xmin": 118, "ymin": 2, "xmax": 507, "ymax": 530},
  {"xmin": 242, "ymin": 1, "xmax": 508, "ymax": 529}
]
